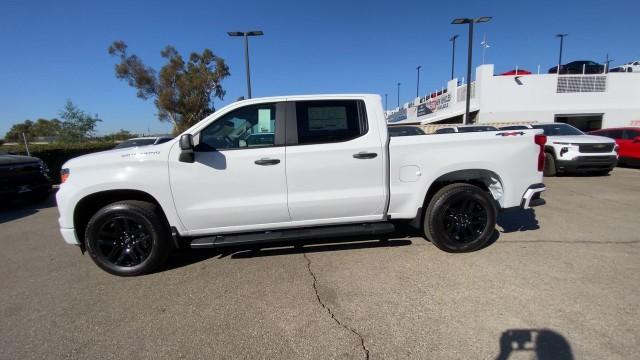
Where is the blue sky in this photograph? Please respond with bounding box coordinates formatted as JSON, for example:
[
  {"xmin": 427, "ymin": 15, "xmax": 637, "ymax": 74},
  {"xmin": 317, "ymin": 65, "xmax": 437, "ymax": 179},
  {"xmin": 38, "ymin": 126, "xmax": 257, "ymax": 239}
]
[{"xmin": 1, "ymin": 0, "xmax": 637, "ymax": 136}]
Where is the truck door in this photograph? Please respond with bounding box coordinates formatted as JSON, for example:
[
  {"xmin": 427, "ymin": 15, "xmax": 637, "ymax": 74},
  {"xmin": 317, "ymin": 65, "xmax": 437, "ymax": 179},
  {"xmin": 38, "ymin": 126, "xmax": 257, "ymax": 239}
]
[
  {"xmin": 169, "ymin": 102, "xmax": 290, "ymax": 234},
  {"xmin": 284, "ymin": 99, "xmax": 387, "ymax": 224}
]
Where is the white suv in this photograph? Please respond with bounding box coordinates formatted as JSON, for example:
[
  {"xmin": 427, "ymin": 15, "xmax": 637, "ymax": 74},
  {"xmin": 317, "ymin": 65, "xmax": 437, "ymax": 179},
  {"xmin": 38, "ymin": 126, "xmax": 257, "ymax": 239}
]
[
  {"xmin": 500, "ymin": 123, "xmax": 617, "ymax": 176},
  {"xmin": 611, "ymin": 60, "xmax": 640, "ymax": 73}
]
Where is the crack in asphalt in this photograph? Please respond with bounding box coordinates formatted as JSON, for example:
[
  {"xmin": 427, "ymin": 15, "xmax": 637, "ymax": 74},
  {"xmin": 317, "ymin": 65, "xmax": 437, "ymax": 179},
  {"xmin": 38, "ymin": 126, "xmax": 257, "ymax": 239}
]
[{"xmin": 303, "ymin": 253, "xmax": 370, "ymax": 360}]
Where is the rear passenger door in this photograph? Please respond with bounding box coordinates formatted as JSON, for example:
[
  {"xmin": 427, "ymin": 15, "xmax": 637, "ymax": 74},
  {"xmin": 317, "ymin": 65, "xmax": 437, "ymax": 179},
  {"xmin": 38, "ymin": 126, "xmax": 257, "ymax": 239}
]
[{"xmin": 284, "ymin": 99, "xmax": 386, "ymax": 224}]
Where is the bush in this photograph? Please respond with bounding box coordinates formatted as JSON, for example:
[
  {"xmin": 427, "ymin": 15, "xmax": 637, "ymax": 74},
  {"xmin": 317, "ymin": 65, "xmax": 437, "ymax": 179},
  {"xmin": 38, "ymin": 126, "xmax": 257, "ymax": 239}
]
[{"xmin": 3, "ymin": 142, "xmax": 115, "ymax": 184}]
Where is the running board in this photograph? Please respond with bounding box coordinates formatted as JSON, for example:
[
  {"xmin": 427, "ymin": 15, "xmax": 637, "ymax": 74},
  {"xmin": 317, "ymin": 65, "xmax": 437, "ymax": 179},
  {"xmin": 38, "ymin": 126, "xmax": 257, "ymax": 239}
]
[{"xmin": 189, "ymin": 222, "xmax": 396, "ymax": 249}]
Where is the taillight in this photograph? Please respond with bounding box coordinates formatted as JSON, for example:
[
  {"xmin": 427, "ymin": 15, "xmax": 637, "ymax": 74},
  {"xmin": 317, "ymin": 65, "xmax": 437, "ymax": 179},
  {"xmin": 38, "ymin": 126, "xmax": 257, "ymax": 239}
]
[
  {"xmin": 535, "ymin": 134, "xmax": 547, "ymax": 172},
  {"xmin": 60, "ymin": 168, "xmax": 70, "ymax": 183}
]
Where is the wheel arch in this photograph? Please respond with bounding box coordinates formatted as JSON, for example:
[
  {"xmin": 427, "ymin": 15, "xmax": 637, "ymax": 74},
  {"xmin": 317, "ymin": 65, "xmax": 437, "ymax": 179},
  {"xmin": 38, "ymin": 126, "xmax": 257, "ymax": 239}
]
[
  {"xmin": 73, "ymin": 189, "xmax": 170, "ymax": 246},
  {"xmin": 410, "ymin": 169, "xmax": 503, "ymax": 228}
]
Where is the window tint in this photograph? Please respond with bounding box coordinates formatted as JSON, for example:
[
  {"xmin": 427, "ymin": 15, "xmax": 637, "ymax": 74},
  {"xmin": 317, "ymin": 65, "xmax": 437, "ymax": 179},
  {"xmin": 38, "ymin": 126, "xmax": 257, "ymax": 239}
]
[
  {"xmin": 295, "ymin": 100, "xmax": 365, "ymax": 144},
  {"xmin": 156, "ymin": 137, "xmax": 172, "ymax": 144},
  {"xmin": 623, "ymin": 129, "xmax": 639, "ymax": 139},
  {"xmin": 435, "ymin": 128, "xmax": 455, "ymax": 134},
  {"xmin": 198, "ymin": 104, "xmax": 276, "ymax": 151},
  {"xmin": 388, "ymin": 126, "xmax": 425, "ymax": 137},
  {"xmin": 532, "ymin": 124, "xmax": 583, "ymax": 136},
  {"xmin": 604, "ymin": 130, "xmax": 624, "ymax": 139},
  {"xmin": 457, "ymin": 126, "xmax": 498, "ymax": 133}
]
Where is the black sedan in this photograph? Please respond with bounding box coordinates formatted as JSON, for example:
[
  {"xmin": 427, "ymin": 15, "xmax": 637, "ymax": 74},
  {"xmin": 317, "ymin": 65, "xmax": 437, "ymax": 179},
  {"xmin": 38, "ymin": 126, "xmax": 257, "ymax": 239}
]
[{"xmin": 548, "ymin": 60, "xmax": 605, "ymax": 74}]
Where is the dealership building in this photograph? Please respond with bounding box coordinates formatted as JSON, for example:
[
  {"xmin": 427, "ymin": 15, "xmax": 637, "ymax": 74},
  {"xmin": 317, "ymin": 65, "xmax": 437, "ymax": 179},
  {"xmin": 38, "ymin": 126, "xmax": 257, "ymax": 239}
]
[{"xmin": 386, "ymin": 64, "xmax": 640, "ymax": 131}]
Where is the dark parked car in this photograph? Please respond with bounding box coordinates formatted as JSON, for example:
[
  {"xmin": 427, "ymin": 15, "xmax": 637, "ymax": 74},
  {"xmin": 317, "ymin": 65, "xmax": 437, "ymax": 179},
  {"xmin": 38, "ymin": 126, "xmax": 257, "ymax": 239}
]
[
  {"xmin": 548, "ymin": 60, "xmax": 605, "ymax": 74},
  {"xmin": 388, "ymin": 126, "xmax": 426, "ymax": 137},
  {"xmin": 0, "ymin": 151, "xmax": 51, "ymax": 202}
]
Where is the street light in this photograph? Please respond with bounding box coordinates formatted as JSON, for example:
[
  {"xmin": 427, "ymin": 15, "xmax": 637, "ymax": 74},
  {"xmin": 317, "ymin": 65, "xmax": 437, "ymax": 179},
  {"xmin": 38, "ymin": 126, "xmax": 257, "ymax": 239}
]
[
  {"xmin": 396, "ymin": 82, "xmax": 401, "ymax": 108},
  {"xmin": 416, "ymin": 65, "xmax": 422, "ymax": 98},
  {"xmin": 385, "ymin": 93, "xmax": 388, "ymax": 111},
  {"xmin": 227, "ymin": 30, "xmax": 264, "ymax": 99},
  {"xmin": 449, "ymin": 34, "xmax": 459, "ymax": 80},
  {"xmin": 451, "ymin": 16, "xmax": 492, "ymax": 124},
  {"xmin": 555, "ymin": 34, "xmax": 568, "ymax": 68}
]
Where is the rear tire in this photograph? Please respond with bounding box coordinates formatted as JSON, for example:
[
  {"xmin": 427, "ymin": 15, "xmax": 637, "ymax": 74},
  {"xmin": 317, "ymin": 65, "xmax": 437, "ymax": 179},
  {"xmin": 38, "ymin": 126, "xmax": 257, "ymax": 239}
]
[
  {"xmin": 543, "ymin": 153, "xmax": 557, "ymax": 177},
  {"xmin": 85, "ymin": 200, "xmax": 172, "ymax": 276},
  {"xmin": 423, "ymin": 183, "xmax": 497, "ymax": 253}
]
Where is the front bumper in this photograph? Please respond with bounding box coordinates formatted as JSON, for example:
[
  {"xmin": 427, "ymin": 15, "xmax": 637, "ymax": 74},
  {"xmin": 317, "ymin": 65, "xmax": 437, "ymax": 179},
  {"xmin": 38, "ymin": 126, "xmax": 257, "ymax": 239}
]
[
  {"xmin": 60, "ymin": 227, "xmax": 80, "ymax": 245},
  {"xmin": 557, "ymin": 155, "xmax": 617, "ymax": 172},
  {"xmin": 521, "ymin": 183, "xmax": 546, "ymax": 209}
]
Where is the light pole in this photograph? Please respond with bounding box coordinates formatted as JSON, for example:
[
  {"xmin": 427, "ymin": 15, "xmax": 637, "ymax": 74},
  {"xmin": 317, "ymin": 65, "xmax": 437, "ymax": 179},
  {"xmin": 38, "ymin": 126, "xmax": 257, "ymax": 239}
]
[
  {"xmin": 385, "ymin": 93, "xmax": 388, "ymax": 111},
  {"xmin": 556, "ymin": 33, "xmax": 568, "ymax": 67},
  {"xmin": 449, "ymin": 34, "xmax": 459, "ymax": 80},
  {"xmin": 227, "ymin": 30, "xmax": 264, "ymax": 99},
  {"xmin": 452, "ymin": 17, "xmax": 491, "ymax": 124},
  {"xmin": 416, "ymin": 65, "xmax": 422, "ymax": 98},
  {"xmin": 396, "ymin": 82, "xmax": 401, "ymax": 108}
]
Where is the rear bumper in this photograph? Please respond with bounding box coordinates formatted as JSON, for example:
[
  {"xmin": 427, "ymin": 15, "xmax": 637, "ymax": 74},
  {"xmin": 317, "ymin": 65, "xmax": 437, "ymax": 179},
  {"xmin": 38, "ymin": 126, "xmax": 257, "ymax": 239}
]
[
  {"xmin": 520, "ymin": 183, "xmax": 546, "ymax": 209},
  {"xmin": 557, "ymin": 156, "xmax": 617, "ymax": 172}
]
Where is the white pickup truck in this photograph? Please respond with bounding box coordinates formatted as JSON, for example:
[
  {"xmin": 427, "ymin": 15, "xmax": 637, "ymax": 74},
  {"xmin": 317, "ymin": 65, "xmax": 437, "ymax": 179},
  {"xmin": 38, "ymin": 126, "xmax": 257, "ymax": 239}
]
[{"xmin": 57, "ymin": 94, "xmax": 547, "ymax": 276}]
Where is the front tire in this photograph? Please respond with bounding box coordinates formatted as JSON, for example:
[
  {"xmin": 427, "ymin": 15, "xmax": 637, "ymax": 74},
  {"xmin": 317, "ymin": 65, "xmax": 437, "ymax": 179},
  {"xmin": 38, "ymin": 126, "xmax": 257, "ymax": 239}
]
[
  {"xmin": 85, "ymin": 200, "xmax": 172, "ymax": 276},
  {"xmin": 543, "ymin": 153, "xmax": 557, "ymax": 177},
  {"xmin": 423, "ymin": 183, "xmax": 497, "ymax": 253}
]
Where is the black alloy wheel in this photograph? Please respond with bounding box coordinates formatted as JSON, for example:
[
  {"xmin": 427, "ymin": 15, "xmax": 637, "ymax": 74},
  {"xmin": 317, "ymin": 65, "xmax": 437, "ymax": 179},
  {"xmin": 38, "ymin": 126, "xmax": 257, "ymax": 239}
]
[
  {"xmin": 439, "ymin": 196, "xmax": 488, "ymax": 244},
  {"xmin": 424, "ymin": 183, "xmax": 497, "ymax": 252},
  {"xmin": 85, "ymin": 201, "xmax": 171, "ymax": 276},
  {"xmin": 95, "ymin": 216, "xmax": 153, "ymax": 267}
]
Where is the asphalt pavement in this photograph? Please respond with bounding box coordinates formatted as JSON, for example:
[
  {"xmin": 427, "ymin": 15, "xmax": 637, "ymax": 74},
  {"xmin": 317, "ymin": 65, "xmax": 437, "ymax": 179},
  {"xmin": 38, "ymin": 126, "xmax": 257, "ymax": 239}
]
[{"xmin": 1, "ymin": 168, "xmax": 639, "ymax": 359}]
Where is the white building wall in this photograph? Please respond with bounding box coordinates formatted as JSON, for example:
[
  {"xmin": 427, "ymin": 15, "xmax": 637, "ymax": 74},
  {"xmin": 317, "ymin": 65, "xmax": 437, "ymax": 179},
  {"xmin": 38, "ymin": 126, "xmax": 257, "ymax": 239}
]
[
  {"xmin": 389, "ymin": 64, "xmax": 640, "ymax": 128},
  {"xmin": 476, "ymin": 64, "xmax": 640, "ymax": 127}
]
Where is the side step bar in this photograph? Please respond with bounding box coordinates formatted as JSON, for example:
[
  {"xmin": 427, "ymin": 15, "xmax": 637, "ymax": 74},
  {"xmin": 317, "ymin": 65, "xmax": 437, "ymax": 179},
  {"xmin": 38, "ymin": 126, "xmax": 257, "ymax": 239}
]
[{"xmin": 188, "ymin": 222, "xmax": 396, "ymax": 249}]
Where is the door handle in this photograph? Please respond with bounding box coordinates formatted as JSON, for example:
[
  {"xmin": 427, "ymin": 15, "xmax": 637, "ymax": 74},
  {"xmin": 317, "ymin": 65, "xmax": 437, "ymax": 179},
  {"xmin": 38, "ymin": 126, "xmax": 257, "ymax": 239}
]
[
  {"xmin": 353, "ymin": 152, "xmax": 378, "ymax": 159},
  {"xmin": 254, "ymin": 158, "xmax": 281, "ymax": 166}
]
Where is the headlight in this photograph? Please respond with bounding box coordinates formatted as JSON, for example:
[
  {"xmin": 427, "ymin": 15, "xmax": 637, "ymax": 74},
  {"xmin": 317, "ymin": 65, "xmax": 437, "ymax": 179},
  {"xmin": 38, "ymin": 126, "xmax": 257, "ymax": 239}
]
[{"xmin": 38, "ymin": 160, "xmax": 49, "ymax": 175}]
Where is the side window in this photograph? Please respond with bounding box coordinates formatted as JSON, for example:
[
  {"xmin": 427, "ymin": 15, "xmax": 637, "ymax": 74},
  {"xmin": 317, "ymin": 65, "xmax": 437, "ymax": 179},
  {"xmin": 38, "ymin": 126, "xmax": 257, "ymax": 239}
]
[
  {"xmin": 606, "ymin": 130, "xmax": 623, "ymax": 139},
  {"xmin": 294, "ymin": 100, "xmax": 366, "ymax": 145},
  {"xmin": 197, "ymin": 103, "xmax": 276, "ymax": 151},
  {"xmin": 623, "ymin": 129, "xmax": 639, "ymax": 139},
  {"xmin": 435, "ymin": 128, "xmax": 455, "ymax": 134}
]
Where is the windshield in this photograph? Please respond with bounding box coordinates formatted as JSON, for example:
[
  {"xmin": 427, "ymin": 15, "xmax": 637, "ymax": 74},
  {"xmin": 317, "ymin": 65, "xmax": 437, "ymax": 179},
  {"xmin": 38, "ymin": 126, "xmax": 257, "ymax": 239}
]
[
  {"xmin": 532, "ymin": 124, "xmax": 583, "ymax": 136},
  {"xmin": 114, "ymin": 139, "xmax": 156, "ymax": 149}
]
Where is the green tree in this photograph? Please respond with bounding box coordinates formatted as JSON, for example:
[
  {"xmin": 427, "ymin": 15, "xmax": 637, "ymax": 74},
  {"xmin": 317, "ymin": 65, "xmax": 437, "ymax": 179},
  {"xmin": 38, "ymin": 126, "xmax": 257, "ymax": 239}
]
[
  {"xmin": 108, "ymin": 40, "xmax": 230, "ymax": 134},
  {"xmin": 5, "ymin": 118, "xmax": 62, "ymax": 142},
  {"xmin": 106, "ymin": 129, "xmax": 137, "ymax": 141},
  {"xmin": 58, "ymin": 101, "xmax": 102, "ymax": 142},
  {"xmin": 4, "ymin": 120, "xmax": 35, "ymax": 141},
  {"xmin": 32, "ymin": 118, "xmax": 62, "ymax": 137}
]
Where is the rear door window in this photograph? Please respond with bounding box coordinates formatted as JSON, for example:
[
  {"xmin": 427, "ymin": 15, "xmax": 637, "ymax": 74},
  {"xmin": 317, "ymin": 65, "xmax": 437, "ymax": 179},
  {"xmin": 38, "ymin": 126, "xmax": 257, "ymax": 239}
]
[{"xmin": 293, "ymin": 100, "xmax": 367, "ymax": 145}]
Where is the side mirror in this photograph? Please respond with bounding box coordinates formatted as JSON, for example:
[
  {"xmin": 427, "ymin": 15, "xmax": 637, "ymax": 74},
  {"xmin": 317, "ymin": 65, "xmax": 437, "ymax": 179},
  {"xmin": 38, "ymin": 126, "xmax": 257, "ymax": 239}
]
[
  {"xmin": 634, "ymin": 136, "xmax": 640, "ymax": 143},
  {"xmin": 179, "ymin": 134, "xmax": 195, "ymax": 163}
]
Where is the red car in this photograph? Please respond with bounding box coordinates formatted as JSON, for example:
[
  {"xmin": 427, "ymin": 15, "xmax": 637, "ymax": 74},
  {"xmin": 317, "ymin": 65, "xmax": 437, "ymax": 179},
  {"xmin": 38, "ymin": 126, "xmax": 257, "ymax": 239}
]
[{"xmin": 589, "ymin": 127, "xmax": 640, "ymax": 166}]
